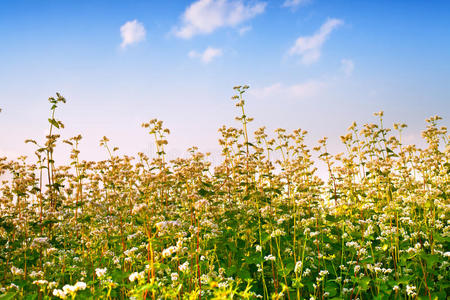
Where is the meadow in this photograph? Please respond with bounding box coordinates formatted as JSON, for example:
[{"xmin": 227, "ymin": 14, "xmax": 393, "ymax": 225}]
[{"xmin": 0, "ymin": 86, "xmax": 448, "ymax": 299}]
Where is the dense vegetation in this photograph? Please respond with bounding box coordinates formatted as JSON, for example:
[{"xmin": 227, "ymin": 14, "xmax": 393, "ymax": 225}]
[{"xmin": 0, "ymin": 86, "xmax": 449, "ymax": 299}]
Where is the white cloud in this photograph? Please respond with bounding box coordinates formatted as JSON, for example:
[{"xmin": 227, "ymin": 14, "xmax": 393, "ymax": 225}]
[
  {"xmin": 289, "ymin": 18, "xmax": 343, "ymax": 64},
  {"xmin": 238, "ymin": 25, "xmax": 252, "ymax": 35},
  {"xmin": 174, "ymin": 0, "xmax": 266, "ymax": 39},
  {"xmin": 120, "ymin": 20, "xmax": 146, "ymax": 48},
  {"xmin": 189, "ymin": 46, "xmax": 223, "ymax": 63},
  {"xmin": 341, "ymin": 59, "xmax": 354, "ymax": 76},
  {"xmin": 249, "ymin": 80, "xmax": 326, "ymax": 100},
  {"xmin": 283, "ymin": 0, "xmax": 312, "ymax": 9}
]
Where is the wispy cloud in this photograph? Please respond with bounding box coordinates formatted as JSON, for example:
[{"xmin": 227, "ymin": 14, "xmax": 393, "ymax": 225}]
[
  {"xmin": 249, "ymin": 80, "xmax": 326, "ymax": 100},
  {"xmin": 289, "ymin": 18, "xmax": 343, "ymax": 64},
  {"xmin": 341, "ymin": 59, "xmax": 354, "ymax": 76},
  {"xmin": 189, "ymin": 46, "xmax": 223, "ymax": 63},
  {"xmin": 174, "ymin": 0, "xmax": 266, "ymax": 39},
  {"xmin": 238, "ymin": 25, "xmax": 252, "ymax": 36},
  {"xmin": 282, "ymin": 0, "xmax": 312, "ymax": 9},
  {"xmin": 120, "ymin": 20, "xmax": 146, "ymax": 48}
]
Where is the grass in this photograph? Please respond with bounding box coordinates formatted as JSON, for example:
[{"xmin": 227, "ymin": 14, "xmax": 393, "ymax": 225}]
[{"xmin": 0, "ymin": 86, "xmax": 448, "ymax": 299}]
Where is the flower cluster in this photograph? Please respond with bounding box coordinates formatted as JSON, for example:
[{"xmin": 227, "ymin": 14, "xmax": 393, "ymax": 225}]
[{"xmin": 0, "ymin": 90, "xmax": 448, "ymax": 299}]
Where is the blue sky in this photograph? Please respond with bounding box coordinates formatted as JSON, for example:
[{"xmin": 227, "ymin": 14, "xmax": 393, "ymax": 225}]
[{"xmin": 0, "ymin": 0, "xmax": 449, "ymax": 166}]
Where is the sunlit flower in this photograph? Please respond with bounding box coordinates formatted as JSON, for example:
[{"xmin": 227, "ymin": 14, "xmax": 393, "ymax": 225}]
[
  {"xmin": 171, "ymin": 272, "xmax": 179, "ymax": 281},
  {"xmin": 294, "ymin": 261, "xmax": 303, "ymax": 273},
  {"xmin": 406, "ymin": 285, "xmax": 416, "ymax": 297},
  {"xmin": 11, "ymin": 266, "xmax": 24, "ymax": 276},
  {"xmin": 179, "ymin": 261, "xmax": 189, "ymax": 272},
  {"xmin": 53, "ymin": 289, "xmax": 67, "ymax": 299},
  {"xmin": 264, "ymin": 254, "xmax": 276, "ymax": 261},
  {"xmin": 129, "ymin": 271, "xmax": 145, "ymax": 282},
  {"xmin": 95, "ymin": 267, "xmax": 107, "ymax": 279}
]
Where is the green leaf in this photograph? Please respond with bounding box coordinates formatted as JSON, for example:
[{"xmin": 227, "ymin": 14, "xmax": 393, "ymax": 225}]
[
  {"xmin": 244, "ymin": 253, "xmax": 260, "ymax": 264},
  {"xmin": 226, "ymin": 265, "xmax": 237, "ymax": 276},
  {"xmin": 198, "ymin": 188, "xmax": 213, "ymax": 197},
  {"xmin": 357, "ymin": 277, "xmax": 371, "ymax": 291},
  {"xmin": 325, "ymin": 214, "xmax": 338, "ymax": 222},
  {"xmin": 48, "ymin": 118, "xmax": 59, "ymax": 128},
  {"xmin": 324, "ymin": 282, "xmax": 339, "ymax": 297},
  {"xmin": 237, "ymin": 268, "xmax": 251, "ymax": 279},
  {"xmin": 431, "ymin": 291, "xmax": 447, "ymax": 300},
  {"xmin": 0, "ymin": 292, "xmax": 18, "ymax": 300},
  {"xmin": 386, "ymin": 147, "xmax": 398, "ymax": 157},
  {"xmin": 261, "ymin": 232, "xmax": 270, "ymax": 243},
  {"xmin": 420, "ymin": 253, "xmax": 440, "ymax": 269},
  {"xmin": 285, "ymin": 261, "xmax": 295, "ymax": 273}
]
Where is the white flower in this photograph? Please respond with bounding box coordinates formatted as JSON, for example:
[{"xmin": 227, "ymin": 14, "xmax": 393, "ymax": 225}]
[
  {"xmin": 129, "ymin": 272, "xmax": 137, "ymax": 282},
  {"xmin": 200, "ymin": 274, "xmax": 210, "ymax": 284},
  {"xmin": 132, "ymin": 203, "xmax": 147, "ymax": 214},
  {"xmin": 162, "ymin": 246, "xmax": 177, "ymax": 258},
  {"xmin": 46, "ymin": 247, "xmax": 58, "ymax": 255},
  {"xmin": 406, "ymin": 247, "xmax": 415, "ymax": 254},
  {"xmin": 264, "ymin": 254, "xmax": 276, "ymax": 261},
  {"xmin": 31, "ymin": 237, "xmax": 49, "ymax": 248},
  {"xmin": 357, "ymin": 247, "xmax": 367, "ymax": 257},
  {"xmin": 29, "ymin": 270, "xmax": 44, "ymax": 279},
  {"xmin": 74, "ymin": 282, "xmax": 86, "ymax": 290},
  {"xmin": 124, "ymin": 247, "xmax": 138, "ymax": 257},
  {"xmin": 33, "ymin": 280, "xmax": 48, "ymax": 286},
  {"xmin": 11, "ymin": 266, "xmax": 24, "ymax": 276},
  {"xmin": 256, "ymin": 245, "xmax": 262, "ymax": 252},
  {"xmin": 270, "ymin": 229, "xmax": 286, "ymax": 237},
  {"xmin": 49, "ymin": 282, "xmax": 58, "ymax": 289},
  {"xmin": 284, "ymin": 248, "xmax": 293, "ymax": 255},
  {"xmin": 129, "ymin": 271, "xmax": 145, "ymax": 282},
  {"xmin": 171, "ymin": 272, "xmax": 179, "ymax": 281},
  {"xmin": 294, "ymin": 261, "xmax": 303, "ymax": 273},
  {"xmin": 95, "ymin": 267, "xmax": 107, "ymax": 278},
  {"xmin": 194, "ymin": 199, "xmax": 210, "ymax": 210},
  {"xmin": 62, "ymin": 284, "xmax": 77, "ymax": 294},
  {"xmin": 179, "ymin": 261, "xmax": 189, "ymax": 272},
  {"xmin": 363, "ymin": 224, "xmax": 374, "ymax": 237},
  {"xmin": 310, "ymin": 231, "xmax": 319, "ymax": 238},
  {"xmin": 257, "ymin": 264, "xmax": 263, "ymax": 272},
  {"xmin": 346, "ymin": 241, "xmax": 359, "ymax": 248},
  {"xmin": 53, "ymin": 289, "xmax": 67, "ymax": 299},
  {"xmin": 393, "ymin": 285, "xmax": 400, "ymax": 292},
  {"xmin": 406, "ymin": 285, "xmax": 416, "ymax": 297}
]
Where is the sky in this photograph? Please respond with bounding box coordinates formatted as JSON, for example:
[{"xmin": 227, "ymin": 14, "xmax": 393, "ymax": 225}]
[{"xmin": 0, "ymin": 0, "xmax": 449, "ymax": 170}]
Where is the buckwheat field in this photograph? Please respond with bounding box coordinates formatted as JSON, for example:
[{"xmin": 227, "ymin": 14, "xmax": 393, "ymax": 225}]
[{"xmin": 0, "ymin": 86, "xmax": 449, "ymax": 299}]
